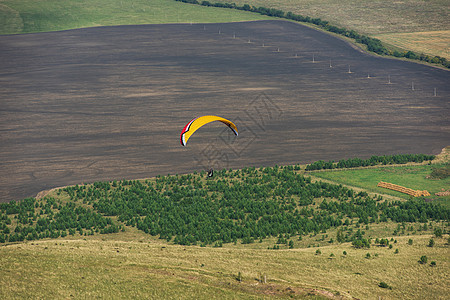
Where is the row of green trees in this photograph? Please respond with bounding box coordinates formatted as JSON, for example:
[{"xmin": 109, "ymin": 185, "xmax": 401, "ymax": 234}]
[
  {"xmin": 174, "ymin": 0, "xmax": 449, "ymax": 68},
  {"xmin": 305, "ymin": 154, "xmax": 435, "ymax": 171},
  {"xmin": 1, "ymin": 165, "xmax": 448, "ymax": 245},
  {"xmin": 0, "ymin": 197, "xmax": 120, "ymax": 243},
  {"xmin": 61, "ymin": 166, "xmax": 449, "ymax": 245}
]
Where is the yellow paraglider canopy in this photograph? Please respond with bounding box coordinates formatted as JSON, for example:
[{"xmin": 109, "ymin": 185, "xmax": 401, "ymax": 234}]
[{"xmin": 180, "ymin": 115, "xmax": 238, "ymax": 146}]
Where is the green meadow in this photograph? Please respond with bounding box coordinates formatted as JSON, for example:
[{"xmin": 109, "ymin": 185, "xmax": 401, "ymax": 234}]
[
  {"xmin": 0, "ymin": 0, "xmax": 270, "ymax": 34},
  {"xmin": 310, "ymin": 164, "xmax": 450, "ymax": 206}
]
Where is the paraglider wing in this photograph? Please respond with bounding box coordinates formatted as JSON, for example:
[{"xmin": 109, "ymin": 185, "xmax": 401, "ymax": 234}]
[{"xmin": 180, "ymin": 115, "xmax": 238, "ymax": 146}]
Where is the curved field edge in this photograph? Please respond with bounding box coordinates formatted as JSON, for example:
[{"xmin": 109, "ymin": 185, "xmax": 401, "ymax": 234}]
[
  {"xmin": 210, "ymin": 0, "xmax": 450, "ymax": 60},
  {"xmin": 0, "ymin": 0, "xmax": 271, "ymax": 34},
  {"xmin": 174, "ymin": 1, "xmax": 449, "ymax": 68},
  {"xmin": 1, "ymin": 0, "xmax": 448, "ymax": 69}
]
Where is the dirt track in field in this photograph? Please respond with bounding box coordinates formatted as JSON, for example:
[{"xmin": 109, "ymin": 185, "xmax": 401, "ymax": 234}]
[{"xmin": 0, "ymin": 20, "xmax": 449, "ymax": 202}]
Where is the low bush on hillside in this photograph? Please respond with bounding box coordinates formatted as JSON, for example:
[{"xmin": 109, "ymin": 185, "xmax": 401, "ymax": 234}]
[
  {"xmin": 429, "ymin": 165, "xmax": 450, "ymax": 180},
  {"xmin": 379, "ymin": 281, "xmax": 392, "ymax": 289},
  {"xmin": 305, "ymin": 154, "xmax": 435, "ymax": 171},
  {"xmin": 419, "ymin": 255, "xmax": 428, "ymax": 264}
]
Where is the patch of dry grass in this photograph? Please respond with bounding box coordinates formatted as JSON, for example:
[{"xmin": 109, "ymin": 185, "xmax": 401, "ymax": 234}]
[
  {"xmin": 1, "ymin": 227, "xmax": 449, "ymax": 299},
  {"xmin": 374, "ymin": 31, "xmax": 450, "ymax": 60},
  {"xmin": 433, "ymin": 146, "xmax": 450, "ymax": 164},
  {"xmin": 213, "ymin": 0, "xmax": 450, "ymax": 58},
  {"xmin": 213, "ymin": 0, "xmax": 450, "ymax": 35}
]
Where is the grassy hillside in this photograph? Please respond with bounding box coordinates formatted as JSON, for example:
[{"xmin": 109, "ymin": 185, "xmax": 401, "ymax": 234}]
[
  {"xmin": 1, "ymin": 161, "xmax": 449, "ymax": 298},
  {"xmin": 1, "ymin": 227, "xmax": 448, "ymax": 299},
  {"xmin": 0, "ymin": 0, "xmax": 270, "ymax": 34},
  {"xmin": 212, "ymin": 0, "xmax": 450, "ymax": 59}
]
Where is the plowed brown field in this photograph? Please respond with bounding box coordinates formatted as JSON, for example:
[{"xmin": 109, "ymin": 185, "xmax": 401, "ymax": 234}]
[{"xmin": 0, "ymin": 20, "xmax": 449, "ymax": 202}]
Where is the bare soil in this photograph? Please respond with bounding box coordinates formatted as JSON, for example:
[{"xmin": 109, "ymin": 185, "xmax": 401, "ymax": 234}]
[{"xmin": 0, "ymin": 20, "xmax": 449, "ymax": 202}]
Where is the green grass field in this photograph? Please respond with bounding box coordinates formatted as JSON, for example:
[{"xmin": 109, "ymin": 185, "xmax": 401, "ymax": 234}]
[
  {"xmin": 310, "ymin": 164, "xmax": 450, "ymax": 206},
  {"xmin": 0, "ymin": 0, "xmax": 270, "ymax": 34}
]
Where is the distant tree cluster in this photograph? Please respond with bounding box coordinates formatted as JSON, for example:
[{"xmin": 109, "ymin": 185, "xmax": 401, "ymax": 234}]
[
  {"xmin": 391, "ymin": 50, "xmax": 448, "ymax": 67},
  {"xmin": 305, "ymin": 154, "xmax": 435, "ymax": 171},
  {"xmin": 375, "ymin": 238, "xmax": 390, "ymax": 247},
  {"xmin": 352, "ymin": 238, "xmax": 371, "ymax": 249},
  {"xmin": 174, "ymin": 0, "xmax": 449, "ymax": 68},
  {"xmin": 383, "ymin": 199, "xmax": 448, "ymax": 223},
  {"xmin": 429, "ymin": 165, "xmax": 450, "ymax": 180},
  {"xmin": 0, "ymin": 197, "xmax": 120, "ymax": 243},
  {"xmin": 1, "ymin": 165, "xmax": 448, "ymax": 246},
  {"xmin": 60, "ymin": 166, "xmax": 448, "ymax": 246},
  {"xmin": 71, "ymin": 167, "xmax": 354, "ymax": 245}
]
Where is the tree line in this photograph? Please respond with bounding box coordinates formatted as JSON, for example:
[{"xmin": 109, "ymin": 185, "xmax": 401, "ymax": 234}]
[
  {"xmin": 305, "ymin": 154, "xmax": 435, "ymax": 171},
  {"xmin": 174, "ymin": 0, "xmax": 449, "ymax": 68},
  {"xmin": 1, "ymin": 165, "xmax": 448, "ymax": 245},
  {"xmin": 0, "ymin": 197, "xmax": 121, "ymax": 243}
]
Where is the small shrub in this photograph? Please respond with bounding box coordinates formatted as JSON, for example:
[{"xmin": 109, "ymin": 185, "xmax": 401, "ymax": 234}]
[
  {"xmin": 430, "ymin": 261, "xmax": 436, "ymax": 267},
  {"xmin": 315, "ymin": 249, "xmax": 322, "ymax": 255},
  {"xmin": 408, "ymin": 239, "xmax": 413, "ymax": 245},
  {"xmin": 236, "ymin": 272, "xmax": 242, "ymax": 282},
  {"xmin": 394, "ymin": 249, "xmax": 399, "ymax": 254},
  {"xmin": 428, "ymin": 238, "xmax": 435, "ymax": 247},
  {"xmin": 429, "ymin": 165, "xmax": 450, "ymax": 179},
  {"xmin": 419, "ymin": 255, "xmax": 428, "ymax": 264},
  {"xmin": 434, "ymin": 228, "xmax": 442, "ymax": 238},
  {"xmin": 343, "ymin": 251, "xmax": 347, "ymax": 256},
  {"xmin": 379, "ymin": 281, "xmax": 392, "ymax": 289},
  {"xmin": 365, "ymin": 253, "xmax": 371, "ymax": 259}
]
